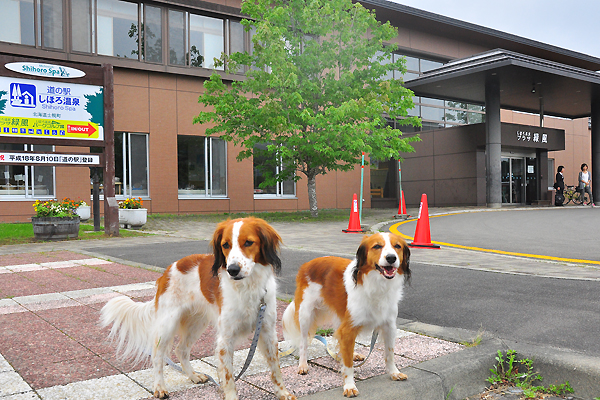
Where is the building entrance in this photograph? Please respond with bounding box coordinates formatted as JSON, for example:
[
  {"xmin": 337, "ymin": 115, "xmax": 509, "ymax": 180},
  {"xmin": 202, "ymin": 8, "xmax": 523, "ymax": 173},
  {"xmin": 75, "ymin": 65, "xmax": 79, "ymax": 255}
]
[{"xmin": 502, "ymin": 156, "xmax": 537, "ymax": 204}]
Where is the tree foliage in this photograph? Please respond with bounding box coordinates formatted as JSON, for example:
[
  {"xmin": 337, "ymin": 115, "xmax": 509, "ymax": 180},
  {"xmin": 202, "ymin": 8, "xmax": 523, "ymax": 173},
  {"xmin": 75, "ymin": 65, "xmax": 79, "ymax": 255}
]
[{"xmin": 194, "ymin": 0, "xmax": 420, "ymax": 216}]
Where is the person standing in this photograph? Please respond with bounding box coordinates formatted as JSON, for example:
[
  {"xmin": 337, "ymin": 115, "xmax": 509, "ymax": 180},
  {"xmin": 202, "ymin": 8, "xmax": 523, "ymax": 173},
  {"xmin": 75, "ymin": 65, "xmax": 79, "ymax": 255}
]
[
  {"xmin": 578, "ymin": 163, "xmax": 595, "ymax": 207},
  {"xmin": 554, "ymin": 166, "xmax": 565, "ymax": 206}
]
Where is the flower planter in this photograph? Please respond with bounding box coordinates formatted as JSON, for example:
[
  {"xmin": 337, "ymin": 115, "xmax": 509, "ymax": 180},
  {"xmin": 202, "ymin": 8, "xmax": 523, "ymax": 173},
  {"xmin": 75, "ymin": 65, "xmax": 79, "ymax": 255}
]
[
  {"xmin": 76, "ymin": 205, "xmax": 91, "ymax": 221},
  {"xmin": 118, "ymin": 208, "xmax": 147, "ymax": 229},
  {"xmin": 32, "ymin": 217, "xmax": 80, "ymax": 241}
]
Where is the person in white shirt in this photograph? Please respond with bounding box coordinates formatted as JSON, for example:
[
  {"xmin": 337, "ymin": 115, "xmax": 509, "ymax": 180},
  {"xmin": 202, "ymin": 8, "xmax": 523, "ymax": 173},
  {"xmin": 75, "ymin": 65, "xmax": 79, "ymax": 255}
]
[{"xmin": 578, "ymin": 163, "xmax": 595, "ymax": 207}]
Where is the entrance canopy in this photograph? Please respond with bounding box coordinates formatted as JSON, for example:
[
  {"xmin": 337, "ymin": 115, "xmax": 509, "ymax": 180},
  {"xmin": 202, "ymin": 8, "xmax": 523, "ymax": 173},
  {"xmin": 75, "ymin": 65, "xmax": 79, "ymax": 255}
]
[{"xmin": 404, "ymin": 49, "xmax": 600, "ymax": 119}]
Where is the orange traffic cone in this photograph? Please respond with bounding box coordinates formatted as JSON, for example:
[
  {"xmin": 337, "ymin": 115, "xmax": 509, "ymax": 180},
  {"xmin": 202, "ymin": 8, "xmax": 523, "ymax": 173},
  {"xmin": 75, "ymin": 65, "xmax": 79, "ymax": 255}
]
[
  {"xmin": 409, "ymin": 194, "xmax": 440, "ymax": 248},
  {"xmin": 394, "ymin": 190, "xmax": 409, "ymax": 219},
  {"xmin": 342, "ymin": 193, "xmax": 365, "ymax": 233}
]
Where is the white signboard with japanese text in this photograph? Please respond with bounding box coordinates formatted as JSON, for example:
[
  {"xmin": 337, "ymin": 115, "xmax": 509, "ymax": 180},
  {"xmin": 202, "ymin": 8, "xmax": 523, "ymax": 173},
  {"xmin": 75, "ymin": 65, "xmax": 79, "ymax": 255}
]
[
  {"xmin": 0, "ymin": 75, "xmax": 103, "ymax": 141},
  {"xmin": 0, "ymin": 152, "xmax": 101, "ymax": 166}
]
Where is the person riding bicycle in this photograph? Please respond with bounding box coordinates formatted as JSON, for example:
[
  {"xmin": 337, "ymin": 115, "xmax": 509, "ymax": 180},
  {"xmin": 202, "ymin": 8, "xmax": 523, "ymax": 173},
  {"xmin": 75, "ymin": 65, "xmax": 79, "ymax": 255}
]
[{"xmin": 578, "ymin": 163, "xmax": 595, "ymax": 207}]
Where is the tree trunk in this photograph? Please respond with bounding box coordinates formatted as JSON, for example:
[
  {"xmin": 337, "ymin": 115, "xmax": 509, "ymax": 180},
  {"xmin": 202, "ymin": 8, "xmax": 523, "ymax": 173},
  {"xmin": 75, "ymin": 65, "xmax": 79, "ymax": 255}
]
[{"xmin": 307, "ymin": 173, "xmax": 319, "ymax": 218}]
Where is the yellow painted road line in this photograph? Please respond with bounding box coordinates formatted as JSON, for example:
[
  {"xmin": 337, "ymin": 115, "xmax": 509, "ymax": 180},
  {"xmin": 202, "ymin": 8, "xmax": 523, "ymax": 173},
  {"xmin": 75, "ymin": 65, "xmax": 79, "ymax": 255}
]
[{"xmin": 389, "ymin": 217, "xmax": 600, "ymax": 266}]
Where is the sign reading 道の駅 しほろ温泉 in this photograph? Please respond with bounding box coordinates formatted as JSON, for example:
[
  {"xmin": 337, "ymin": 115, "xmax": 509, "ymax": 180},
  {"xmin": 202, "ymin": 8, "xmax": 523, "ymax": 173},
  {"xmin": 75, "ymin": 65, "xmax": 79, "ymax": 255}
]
[{"xmin": 0, "ymin": 75, "xmax": 104, "ymax": 142}]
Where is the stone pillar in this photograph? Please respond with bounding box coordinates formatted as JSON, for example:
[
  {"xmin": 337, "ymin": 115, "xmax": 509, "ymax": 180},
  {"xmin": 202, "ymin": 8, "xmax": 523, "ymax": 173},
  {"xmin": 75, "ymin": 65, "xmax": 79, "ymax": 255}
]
[
  {"xmin": 485, "ymin": 74, "xmax": 502, "ymax": 208},
  {"xmin": 591, "ymin": 90, "xmax": 600, "ymax": 204}
]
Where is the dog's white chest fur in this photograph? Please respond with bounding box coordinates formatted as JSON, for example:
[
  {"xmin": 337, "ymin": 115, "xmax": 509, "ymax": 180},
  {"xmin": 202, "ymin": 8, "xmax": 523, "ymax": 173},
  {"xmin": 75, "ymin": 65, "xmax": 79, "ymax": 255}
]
[{"xmin": 343, "ymin": 259, "xmax": 404, "ymax": 330}]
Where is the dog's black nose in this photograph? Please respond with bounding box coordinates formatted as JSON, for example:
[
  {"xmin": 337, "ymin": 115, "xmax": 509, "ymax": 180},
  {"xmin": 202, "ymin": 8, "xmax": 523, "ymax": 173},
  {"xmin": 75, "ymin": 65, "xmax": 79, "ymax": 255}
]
[
  {"xmin": 385, "ymin": 254, "xmax": 397, "ymax": 265},
  {"xmin": 227, "ymin": 263, "xmax": 241, "ymax": 277}
]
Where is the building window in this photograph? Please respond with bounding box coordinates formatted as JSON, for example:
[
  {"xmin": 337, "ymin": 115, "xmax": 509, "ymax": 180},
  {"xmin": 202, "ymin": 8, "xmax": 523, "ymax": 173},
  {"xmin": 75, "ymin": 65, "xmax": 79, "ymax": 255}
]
[
  {"xmin": 189, "ymin": 14, "xmax": 223, "ymax": 69},
  {"xmin": 114, "ymin": 132, "xmax": 148, "ymax": 197},
  {"xmin": 143, "ymin": 4, "xmax": 162, "ymax": 63},
  {"xmin": 0, "ymin": 143, "xmax": 55, "ymax": 198},
  {"xmin": 71, "ymin": 0, "xmax": 93, "ymax": 53},
  {"xmin": 177, "ymin": 135, "xmax": 227, "ymax": 197},
  {"xmin": 42, "ymin": 0, "xmax": 64, "ymax": 49},
  {"xmin": 253, "ymin": 143, "xmax": 295, "ymax": 197},
  {"xmin": 168, "ymin": 9, "xmax": 185, "ymax": 65},
  {"xmin": 97, "ymin": 0, "xmax": 139, "ymax": 59}
]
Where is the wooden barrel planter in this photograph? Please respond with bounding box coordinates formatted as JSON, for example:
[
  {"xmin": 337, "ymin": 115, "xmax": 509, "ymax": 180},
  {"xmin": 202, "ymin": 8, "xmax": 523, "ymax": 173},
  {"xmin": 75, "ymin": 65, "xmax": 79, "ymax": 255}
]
[{"xmin": 32, "ymin": 217, "xmax": 80, "ymax": 241}]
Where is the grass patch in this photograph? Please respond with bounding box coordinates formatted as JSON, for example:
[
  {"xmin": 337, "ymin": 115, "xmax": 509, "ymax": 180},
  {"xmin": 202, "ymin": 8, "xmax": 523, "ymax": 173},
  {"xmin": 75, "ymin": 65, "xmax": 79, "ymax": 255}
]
[
  {"xmin": 0, "ymin": 222, "xmax": 149, "ymax": 245},
  {"xmin": 316, "ymin": 328, "xmax": 335, "ymax": 337},
  {"xmin": 147, "ymin": 208, "xmax": 377, "ymax": 224}
]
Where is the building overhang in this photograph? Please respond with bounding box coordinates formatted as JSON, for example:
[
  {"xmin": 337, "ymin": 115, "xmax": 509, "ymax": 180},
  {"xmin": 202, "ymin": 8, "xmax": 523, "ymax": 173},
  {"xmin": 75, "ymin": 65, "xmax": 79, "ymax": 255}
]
[{"xmin": 404, "ymin": 49, "xmax": 600, "ymax": 119}]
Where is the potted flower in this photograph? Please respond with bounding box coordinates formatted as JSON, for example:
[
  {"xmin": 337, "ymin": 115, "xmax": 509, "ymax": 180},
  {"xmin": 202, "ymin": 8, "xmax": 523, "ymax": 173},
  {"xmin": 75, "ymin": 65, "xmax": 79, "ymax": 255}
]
[
  {"xmin": 118, "ymin": 197, "xmax": 147, "ymax": 229},
  {"xmin": 74, "ymin": 200, "xmax": 91, "ymax": 221},
  {"xmin": 32, "ymin": 198, "xmax": 80, "ymax": 241}
]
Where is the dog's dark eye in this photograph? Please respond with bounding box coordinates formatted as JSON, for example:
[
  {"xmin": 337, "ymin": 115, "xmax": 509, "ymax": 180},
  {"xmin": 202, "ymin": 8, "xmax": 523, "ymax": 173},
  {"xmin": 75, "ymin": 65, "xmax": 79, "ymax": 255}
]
[
  {"xmin": 244, "ymin": 240, "xmax": 254, "ymax": 247},
  {"xmin": 222, "ymin": 242, "xmax": 230, "ymax": 249},
  {"xmin": 373, "ymin": 244, "xmax": 383, "ymax": 249},
  {"xmin": 394, "ymin": 244, "xmax": 402, "ymax": 249}
]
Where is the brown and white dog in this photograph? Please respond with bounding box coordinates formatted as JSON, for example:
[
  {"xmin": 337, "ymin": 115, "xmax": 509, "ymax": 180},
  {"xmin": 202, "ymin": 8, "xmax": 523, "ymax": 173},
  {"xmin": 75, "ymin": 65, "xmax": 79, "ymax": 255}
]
[
  {"xmin": 282, "ymin": 232, "xmax": 411, "ymax": 397},
  {"xmin": 100, "ymin": 217, "xmax": 296, "ymax": 400}
]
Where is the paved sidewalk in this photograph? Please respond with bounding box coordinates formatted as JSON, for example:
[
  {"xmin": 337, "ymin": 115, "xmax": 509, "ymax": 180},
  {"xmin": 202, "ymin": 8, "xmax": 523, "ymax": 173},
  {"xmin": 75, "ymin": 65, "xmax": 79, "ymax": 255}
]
[
  {"xmin": 0, "ymin": 250, "xmax": 463, "ymax": 400},
  {"xmin": 1, "ymin": 206, "xmax": 599, "ymax": 400}
]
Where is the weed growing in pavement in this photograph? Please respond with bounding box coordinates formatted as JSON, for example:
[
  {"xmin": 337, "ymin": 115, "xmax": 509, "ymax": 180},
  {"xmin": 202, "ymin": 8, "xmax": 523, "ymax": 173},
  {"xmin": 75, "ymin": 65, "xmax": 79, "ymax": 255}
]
[
  {"xmin": 460, "ymin": 328, "xmax": 485, "ymax": 347},
  {"xmin": 487, "ymin": 350, "xmax": 574, "ymax": 399},
  {"xmin": 316, "ymin": 328, "xmax": 334, "ymax": 336}
]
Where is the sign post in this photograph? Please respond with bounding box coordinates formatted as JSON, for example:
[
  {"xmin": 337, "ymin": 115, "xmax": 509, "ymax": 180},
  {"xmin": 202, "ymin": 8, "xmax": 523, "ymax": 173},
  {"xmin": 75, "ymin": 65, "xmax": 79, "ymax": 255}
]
[{"xmin": 0, "ymin": 56, "xmax": 117, "ymax": 234}]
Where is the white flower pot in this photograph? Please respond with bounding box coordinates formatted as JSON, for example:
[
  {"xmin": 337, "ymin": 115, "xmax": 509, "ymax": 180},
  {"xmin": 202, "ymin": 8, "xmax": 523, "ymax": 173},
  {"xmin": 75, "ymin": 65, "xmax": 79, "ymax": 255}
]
[
  {"xmin": 76, "ymin": 205, "xmax": 91, "ymax": 221},
  {"xmin": 118, "ymin": 208, "xmax": 147, "ymax": 229}
]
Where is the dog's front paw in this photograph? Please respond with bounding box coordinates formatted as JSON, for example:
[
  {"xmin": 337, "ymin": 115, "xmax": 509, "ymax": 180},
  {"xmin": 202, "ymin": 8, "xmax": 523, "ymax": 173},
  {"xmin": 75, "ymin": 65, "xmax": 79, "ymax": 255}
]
[
  {"xmin": 153, "ymin": 386, "xmax": 169, "ymax": 399},
  {"xmin": 391, "ymin": 371, "xmax": 408, "ymax": 381},
  {"xmin": 343, "ymin": 385, "xmax": 359, "ymax": 397},
  {"xmin": 278, "ymin": 392, "xmax": 297, "ymax": 400},
  {"xmin": 352, "ymin": 352, "xmax": 365, "ymax": 362},
  {"xmin": 297, "ymin": 363, "xmax": 309, "ymax": 375},
  {"xmin": 190, "ymin": 372, "xmax": 208, "ymax": 384}
]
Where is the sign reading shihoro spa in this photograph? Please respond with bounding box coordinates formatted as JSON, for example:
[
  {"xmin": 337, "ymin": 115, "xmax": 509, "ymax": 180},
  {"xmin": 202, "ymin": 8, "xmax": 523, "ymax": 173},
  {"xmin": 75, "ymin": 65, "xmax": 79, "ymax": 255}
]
[
  {"xmin": 0, "ymin": 75, "xmax": 103, "ymax": 141},
  {"xmin": 5, "ymin": 62, "xmax": 86, "ymax": 79}
]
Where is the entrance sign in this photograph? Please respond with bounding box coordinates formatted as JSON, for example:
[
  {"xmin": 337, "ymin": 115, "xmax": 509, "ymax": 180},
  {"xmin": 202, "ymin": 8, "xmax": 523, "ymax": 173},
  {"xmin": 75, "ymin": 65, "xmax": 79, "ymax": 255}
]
[
  {"xmin": 5, "ymin": 62, "xmax": 86, "ymax": 79},
  {"xmin": 0, "ymin": 76, "xmax": 103, "ymax": 141},
  {"xmin": 0, "ymin": 151, "xmax": 101, "ymax": 166}
]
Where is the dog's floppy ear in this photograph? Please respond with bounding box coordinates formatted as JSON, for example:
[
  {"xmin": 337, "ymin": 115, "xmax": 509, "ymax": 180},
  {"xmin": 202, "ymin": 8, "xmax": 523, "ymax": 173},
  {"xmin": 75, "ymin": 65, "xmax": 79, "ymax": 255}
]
[
  {"xmin": 353, "ymin": 236, "xmax": 369, "ymax": 285},
  {"xmin": 210, "ymin": 220, "xmax": 228, "ymax": 276},
  {"xmin": 402, "ymin": 244, "xmax": 411, "ymax": 284},
  {"xmin": 255, "ymin": 218, "xmax": 282, "ymax": 274}
]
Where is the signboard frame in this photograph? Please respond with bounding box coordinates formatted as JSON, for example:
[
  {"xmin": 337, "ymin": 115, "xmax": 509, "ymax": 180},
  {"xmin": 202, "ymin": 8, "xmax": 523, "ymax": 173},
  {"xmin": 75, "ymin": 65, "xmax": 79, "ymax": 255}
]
[{"xmin": 1, "ymin": 55, "xmax": 118, "ymax": 235}]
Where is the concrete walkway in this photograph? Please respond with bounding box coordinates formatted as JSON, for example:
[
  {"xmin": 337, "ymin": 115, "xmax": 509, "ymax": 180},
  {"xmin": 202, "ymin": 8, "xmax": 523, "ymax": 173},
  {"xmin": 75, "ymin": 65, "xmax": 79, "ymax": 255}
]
[{"xmin": 1, "ymin": 206, "xmax": 599, "ymax": 399}]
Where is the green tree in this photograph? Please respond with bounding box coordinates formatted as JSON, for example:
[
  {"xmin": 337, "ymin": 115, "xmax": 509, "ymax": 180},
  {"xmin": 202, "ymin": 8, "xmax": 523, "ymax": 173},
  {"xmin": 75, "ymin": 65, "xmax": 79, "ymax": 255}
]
[
  {"xmin": 194, "ymin": 0, "xmax": 420, "ymax": 217},
  {"xmin": 84, "ymin": 89, "xmax": 104, "ymax": 126},
  {"xmin": 0, "ymin": 90, "xmax": 7, "ymax": 114}
]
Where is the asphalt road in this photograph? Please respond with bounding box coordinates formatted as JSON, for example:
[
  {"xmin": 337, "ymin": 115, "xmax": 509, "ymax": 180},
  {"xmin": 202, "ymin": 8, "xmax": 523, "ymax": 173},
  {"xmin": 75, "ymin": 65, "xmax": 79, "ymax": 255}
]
[
  {"xmin": 394, "ymin": 208, "xmax": 600, "ymax": 261},
  {"xmin": 85, "ymin": 239, "xmax": 600, "ymax": 358}
]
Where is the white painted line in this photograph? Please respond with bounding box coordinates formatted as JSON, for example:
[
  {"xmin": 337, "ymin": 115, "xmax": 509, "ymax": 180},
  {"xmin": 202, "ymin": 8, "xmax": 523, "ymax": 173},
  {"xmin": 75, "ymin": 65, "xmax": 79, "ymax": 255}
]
[
  {"xmin": 36, "ymin": 374, "xmax": 150, "ymax": 400},
  {"xmin": 0, "ymin": 354, "xmax": 35, "ymax": 398}
]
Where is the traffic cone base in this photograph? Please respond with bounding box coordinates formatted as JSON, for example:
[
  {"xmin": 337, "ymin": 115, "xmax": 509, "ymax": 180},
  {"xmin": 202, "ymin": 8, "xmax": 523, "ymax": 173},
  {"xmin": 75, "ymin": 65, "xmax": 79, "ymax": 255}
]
[
  {"xmin": 395, "ymin": 190, "xmax": 409, "ymax": 219},
  {"xmin": 343, "ymin": 193, "xmax": 366, "ymax": 233},
  {"xmin": 409, "ymin": 193, "xmax": 440, "ymax": 249}
]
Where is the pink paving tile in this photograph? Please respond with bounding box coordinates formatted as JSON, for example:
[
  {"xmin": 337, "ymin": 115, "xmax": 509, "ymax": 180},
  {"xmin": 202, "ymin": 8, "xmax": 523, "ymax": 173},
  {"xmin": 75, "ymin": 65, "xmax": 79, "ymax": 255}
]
[
  {"xmin": 95, "ymin": 263, "xmax": 162, "ymax": 283},
  {"xmin": 57, "ymin": 265, "xmax": 138, "ymax": 288},
  {"xmin": 0, "ymin": 251, "xmax": 89, "ymax": 267},
  {"xmin": 15, "ymin": 269, "xmax": 96, "ymax": 293},
  {"xmin": 245, "ymin": 363, "xmax": 342, "ymax": 398},
  {"xmin": 98, "ymin": 349, "xmax": 152, "ymax": 374},
  {"xmin": 394, "ymin": 334, "xmax": 464, "ymax": 362},
  {"xmin": 0, "ymin": 273, "xmax": 46, "ymax": 298},
  {"xmin": 24, "ymin": 354, "xmax": 122, "ymax": 389},
  {"xmin": 36, "ymin": 305, "xmax": 115, "ymax": 355},
  {"xmin": 139, "ymin": 380, "xmax": 273, "ymax": 400}
]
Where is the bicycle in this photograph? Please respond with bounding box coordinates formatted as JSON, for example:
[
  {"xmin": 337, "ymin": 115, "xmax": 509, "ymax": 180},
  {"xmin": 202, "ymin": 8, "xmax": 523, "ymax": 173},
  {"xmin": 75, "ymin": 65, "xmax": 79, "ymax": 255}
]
[{"xmin": 564, "ymin": 185, "xmax": 592, "ymax": 205}]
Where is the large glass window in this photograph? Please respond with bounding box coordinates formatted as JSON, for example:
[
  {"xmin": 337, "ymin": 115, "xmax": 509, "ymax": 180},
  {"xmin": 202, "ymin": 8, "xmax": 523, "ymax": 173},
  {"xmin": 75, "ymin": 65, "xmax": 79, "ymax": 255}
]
[
  {"xmin": 168, "ymin": 9, "xmax": 185, "ymax": 65},
  {"xmin": 0, "ymin": 0, "xmax": 36, "ymax": 46},
  {"xmin": 0, "ymin": 144, "xmax": 55, "ymax": 198},
  {"xmin": 97, "ymin": 0, "xmax": 139, "ymax": 59},
  {"xmin": 42, "ymin": 0, "xmax": 63, "ymax": 49},
  {"xmin": 253, "ymin": 143, "xmax": 295, "ymax": 197},
  {"xmin": 143, "ymin": 5, "xmax": 162, "ymax": 63},
  {"xmin": 71, "ymin": 0, "xmax": 92, "ymax": 52},
  {"xmin": 177, "ymin": 135, "xmax": 227, "ymax": 197},
  {"xmin": 189, "ymin": 14, "xmax": 223, "ymax": 70},
  {"xmin": 115, "ymin": 132, "xmax": 149, "ymax": 197}
]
